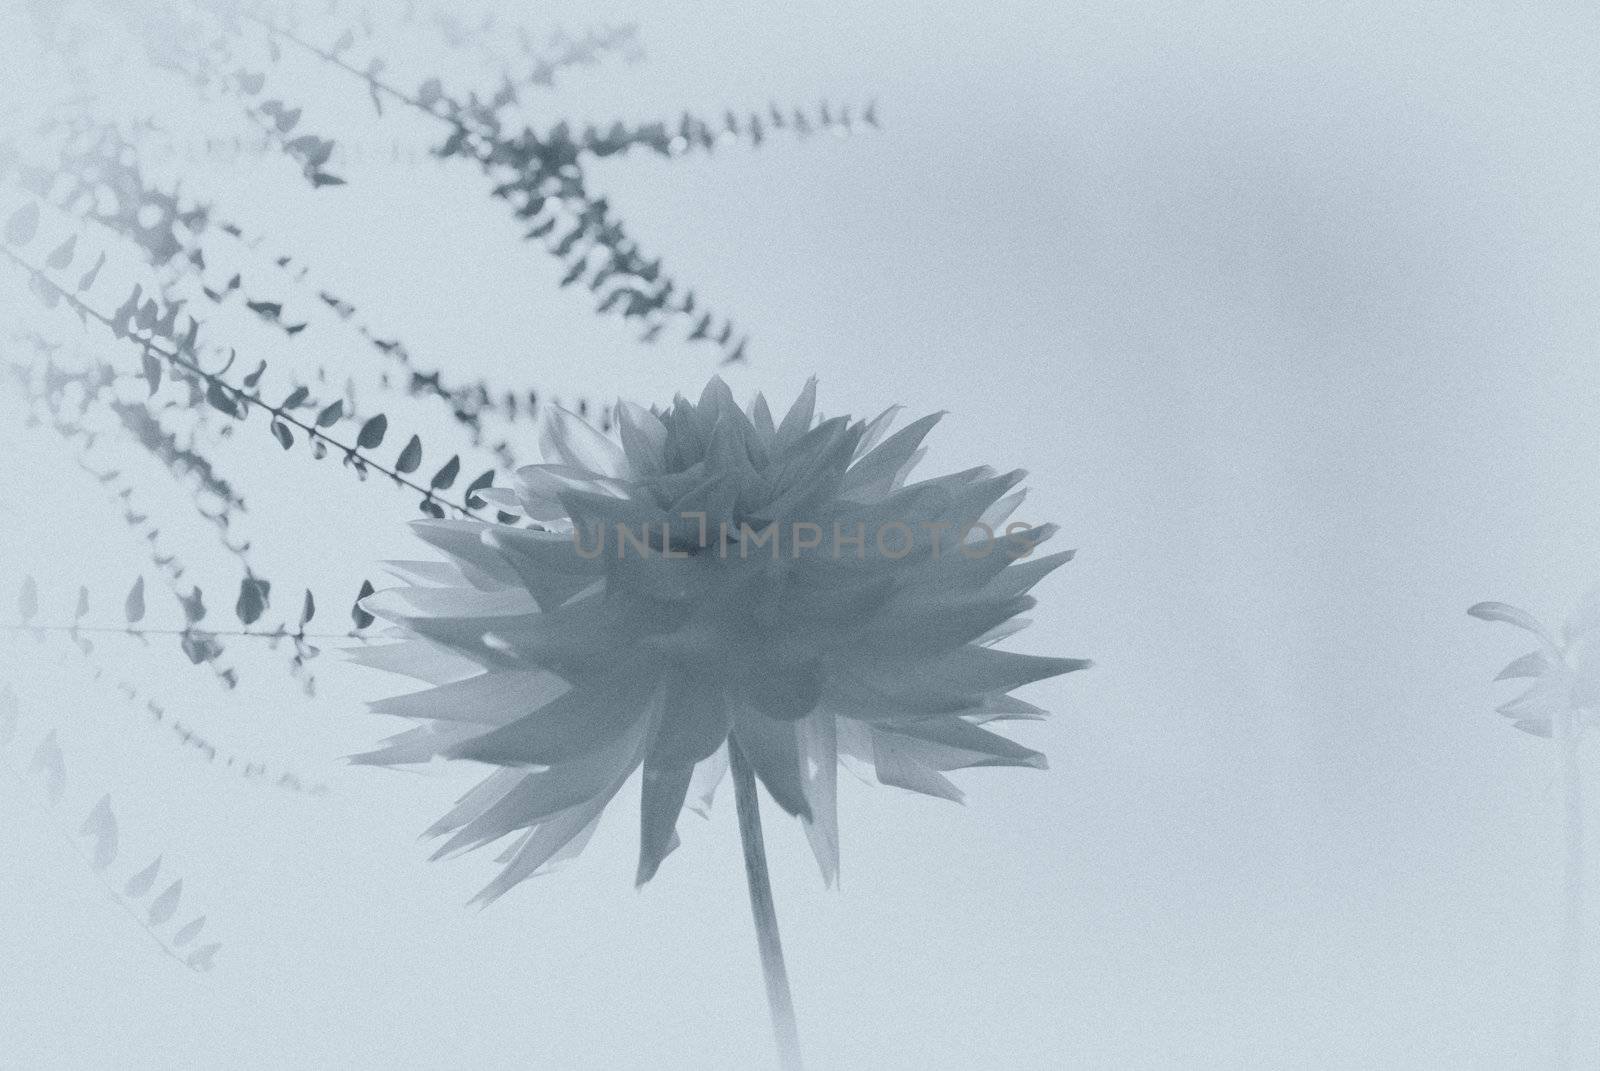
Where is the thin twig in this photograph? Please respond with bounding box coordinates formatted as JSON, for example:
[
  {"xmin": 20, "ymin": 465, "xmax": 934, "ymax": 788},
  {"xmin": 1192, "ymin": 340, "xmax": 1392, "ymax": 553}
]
[
  {"xmin": 0, "ymin": 623, "xmax": 361, "ymax": 643},
  {"xmin": 0, "ymin": 244, "xmax": 486, "ymax": 519},
  {"xmin": 0, "ymin": 754, "xmax": 199, "ymax": 972},
  {"xmin": 234, "ymin": 6, "xmax": 456, "ymax": 125}
]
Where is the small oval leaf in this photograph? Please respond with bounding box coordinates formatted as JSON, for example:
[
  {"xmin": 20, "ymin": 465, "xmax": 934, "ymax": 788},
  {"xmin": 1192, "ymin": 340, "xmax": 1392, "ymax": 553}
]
[
  {"xmin": 125, "ymin": 577, "xmax": 146, "ymax": 624},
  {"xmin": 172, "ymin": 916, "xmax": 206, "ymax": 947},
  {"xmin": 79, "ymin": 794, "xmax": 118, "ymax": 871},
  {"xmin": 1468, "ymin": 602, "xmax": 1553, "ymax": 643},
  {"xmin": 206, "ymin": 381, "xmax": 238, "ymax": 417},
  {"xmin": 77, "ymin": 251, "xmax": 106, "ymax": 291},
  {"xmin": 464, "ymin": 469, "xmax": 495, "ymax": 509},
  {"xmin": 352, "ymin": 579, "xmax": 375, "ymax": 630},
  {"xmin": 395, "ymin": 435, "xmax": 422, "ymax": 474},
  {"xmin": 124, "ymin": 855, "xmax": 161, "ymax": 898},
  {"xmin": 18, "ymin": 576, "xmax": 37, "ymax": 623},
  {"xmin": 357, "ymin": 414, "xmax": 388, "ymax": 449},
  {"xmin": 431, "ymin": 455, "xmax": 460, "ymax": 490},
  {"xmin": 45, "ymin": 233, "xmax": 76, "ymax": 269},
  {"xmin": 1496, "ymin": 651, "xmax": 1554, "ymax": 681},
  {"xmin": 29, "ymin": 731, "xmax": 64, "ymax": 803},
  {"xmin": 186, "ymin": 942, "xmax": 221, "ymax": 971},
  {"xmin": 5, "ymin": 202, "xmax": 39, "ymax": 246},
  {"xmin": 235, "ymin": 577, "xmax": 269, "ymax": 626},
  {"xmin": 148, "ymin": 879, "xmax": 183, "ymax": 925},
  {"xmin": 141, "ymin": 351, "xmax": 163, "ymax": 396}
]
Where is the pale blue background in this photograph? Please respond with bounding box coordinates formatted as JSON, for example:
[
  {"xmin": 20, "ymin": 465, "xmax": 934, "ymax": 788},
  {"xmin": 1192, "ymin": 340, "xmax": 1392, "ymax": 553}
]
[{"xmin": 1, "ymin": 1, "xmax": 1598, "ymax": 1067}]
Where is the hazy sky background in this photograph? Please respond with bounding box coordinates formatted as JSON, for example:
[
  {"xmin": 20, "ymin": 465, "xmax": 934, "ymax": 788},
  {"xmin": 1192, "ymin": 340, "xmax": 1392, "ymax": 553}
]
[{"xmin": 2, "ymin": 1, "xmax": 1599, "ymax": 1067}]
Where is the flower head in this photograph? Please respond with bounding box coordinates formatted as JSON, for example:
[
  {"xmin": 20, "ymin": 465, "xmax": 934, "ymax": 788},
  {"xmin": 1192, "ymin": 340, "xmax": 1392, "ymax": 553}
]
[
  {"xmin": 352, "ymin": 378, "xmax": 1088, "ymax": 902},
  {"xmin": 1471, "ymin": 591, "xmax": 1600, "ymax": 736}
]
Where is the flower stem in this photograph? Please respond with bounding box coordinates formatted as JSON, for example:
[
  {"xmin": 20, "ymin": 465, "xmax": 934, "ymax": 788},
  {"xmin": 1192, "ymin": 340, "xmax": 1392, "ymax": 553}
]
[
  {"xmin": 1556, "ymin": 708, "xmax": 1583, "ymax": 1070},
  {"xmin": 729, "ymin": 738, "xmax": 805, "ymax": 1071}
]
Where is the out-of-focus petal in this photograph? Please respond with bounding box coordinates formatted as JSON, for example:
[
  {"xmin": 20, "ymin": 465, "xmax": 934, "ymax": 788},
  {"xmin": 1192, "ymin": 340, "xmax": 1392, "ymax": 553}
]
[
  {"xmin": 800, "ymin": 710, "xmax": 840, "ymax": 885},
  {"xmin": 370, "ymin": 668, "xmax": 568, "ymax": 725},
  {"xmin": 731, "ymin": 706, "xmax": 812, "ymax": 819},
  {"xmin": 541, "ymin": 404, "xmax": 626, "ymax": 478},
  {"xmin": 636, "ymin": 762, "xmax": 694, "ymax": 885}
]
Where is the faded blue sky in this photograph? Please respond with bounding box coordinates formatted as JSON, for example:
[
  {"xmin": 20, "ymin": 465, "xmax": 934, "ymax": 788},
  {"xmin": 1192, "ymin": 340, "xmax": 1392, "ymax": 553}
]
[{"xmin": 2, "ymin": 1, "xmax": 1599, "ymax": 1067}]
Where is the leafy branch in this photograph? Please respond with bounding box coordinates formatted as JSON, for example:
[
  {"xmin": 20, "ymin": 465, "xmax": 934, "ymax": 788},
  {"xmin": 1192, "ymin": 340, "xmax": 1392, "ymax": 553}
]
[
  {"xmin": 9, "ymin": 107, "xmax": 570, "ymax": 465},
  {"xmin": 0, "ymin": 208, "xmax": 495, "ymax": 520},
  {"xmin": 9, "ymin": 572, "xmax": 379, "ymax": 653},
  {"xmin": 5, "ymin": 620, "xmax": 333, "ymax": 794},
  {"xmin": 211, "ymin": 2, "xmax": 869, "ymax": 361},
  {"xmin": 0, "ymin": 685, "xmax": 222, "ymax": 971}
]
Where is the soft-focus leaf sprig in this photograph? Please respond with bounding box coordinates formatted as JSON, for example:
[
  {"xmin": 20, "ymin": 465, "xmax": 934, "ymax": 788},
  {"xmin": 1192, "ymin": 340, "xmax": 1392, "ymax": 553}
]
[
  {"xmin": 1469, "ymin": 592, "xmax": 1598, "ymax": 1067},
  {"xmin": 2, "ymin": 138, "xmax": 515, "ymax": 677},
  {"xmin": 3, "ymin": 611, "xmax": 334, "ymax": 793},
  {"xmin": 1, "ymin": 203, "xmax": 499, "ymax": 521},
  {"xmin": 3, "ymin": 196, "xmax": 503, "ymax": 696},
  {"xmin": 7, "ymin": 572, "xmax": 381, "ymax": 712},
  {"xmin": 6, "ymin": 571, "xmax": 377, "ymax": 678},
  {"xmin": 199, "ymin": 4, "xmax": 743, "ymax": 354},
  {"xmin": 3, "ymin": 122, "xmax": 578, "ymax": 463},
  {"xmin": 425, "ymin": 10, "xmax": 641, "ymax": 87},
  {"xmin": 0, "ymin": 685, "xmax": 222, "ymax": 970},
  {"xmin": 5, "ymin": 351, "xmax": 256, "ymax": 688},
  {"xmin": 7, "ymin": 334, "xmax": 253, "ymax": 555},
  {"xmin": 4, "ymin": 323, "xmax": 343, "ymax": 688},
  {"xmin": 203, "ymin": 0, "xmax": 877, "ymax": 361}
]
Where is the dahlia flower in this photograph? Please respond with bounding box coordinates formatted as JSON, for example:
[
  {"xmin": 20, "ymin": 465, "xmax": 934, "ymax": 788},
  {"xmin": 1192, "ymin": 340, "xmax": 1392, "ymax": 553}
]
[{"xmin": 352, "ymin": 377, "xmax": 1087, "ymax": 1067}]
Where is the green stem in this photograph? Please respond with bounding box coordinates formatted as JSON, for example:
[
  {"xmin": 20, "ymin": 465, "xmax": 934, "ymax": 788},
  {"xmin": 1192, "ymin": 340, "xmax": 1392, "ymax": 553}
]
[
  {"xmin": 729, "ymin": 738, "xmax": 804, "ymax": 1071},
  {"xmin": 1556, "ymin": 708, "xmax": 1582, "ymax": 1070}
]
